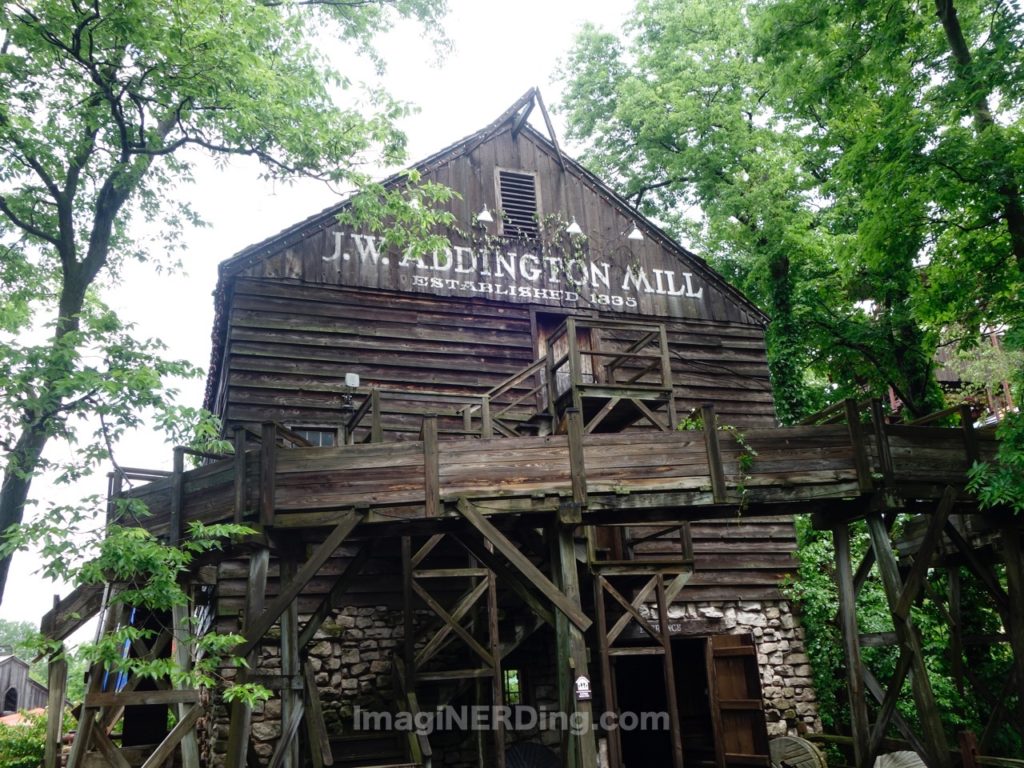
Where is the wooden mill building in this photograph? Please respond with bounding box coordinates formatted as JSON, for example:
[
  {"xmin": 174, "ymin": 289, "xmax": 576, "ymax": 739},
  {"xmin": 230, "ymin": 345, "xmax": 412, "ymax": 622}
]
[{"xmin": 39, "ymin": 91, "xmax": 1023, "ymax": 768}]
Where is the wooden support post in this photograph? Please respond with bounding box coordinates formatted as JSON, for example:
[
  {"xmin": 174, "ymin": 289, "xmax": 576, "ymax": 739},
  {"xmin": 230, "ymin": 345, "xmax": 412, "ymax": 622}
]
[
  {"xmin": 866, "ymin": 513, "xmax": 951, "ymax": 768},
  {"xmin": 260, "ymin": 423, "xmax": 277, "ymax": 527},
  {"xmin": 44, "ymin": 644, "xmax": 68, "ymax": 768},
  {"xmin": 594, "ymin": 577, "xmax": 622, "ymax": 768},
  {"xmin": 234, "ymin": 427, "xmax": 247, "ymax": 524},
  {"xmin": 172, "ymin": 602, "xmax": 200, "ymax": 768},
  {"xmin": 959, "ymin": 405, "xmax": 979, "ymax": 464},
  {"xmin": 701, "ymin": 403, "xmax": 727, "ymax": 503},
  {"xmin": 303, "ymin": 663, "xmax": 330, "ymax": 768},
  {"xmin": 566, "ymin": 408, "xmax": 587, "ymax": 511},
  {"xmin": 959, "ymin": 731, "xmax": 980, "ymax": 768},
  {"xmin": 171, "ymin": 446, "xmax": 185, "ymax": 545},
  {"xmin": 658, "ymin": 323, "xmax": 678, "ymax": 429},
  {"xmin": 869, "ymin": 399, "xmax": 894, "ymax": 483},
  {"xmin": 552, "ymin": 521, "xmax": 598, "ymax": 768},
  {"xmin": 298, "ymin": 538, "xmax": 374, "ymax": 649},
  {"xmin": 546, "ymin": 343, "xmax": 559, "ymax": 423},
  {"xmin": 402, "ymin": 536, "xmax": 416, "ymax": 678},
  {"xmin": 487, "ymin": 551, "xmax": 506, "ymax": 768},
  {"xmin": 949, "ymin": 566, "xmax": 965, "ymax": 694},
  {"xmin": 833, "ymin": 522, "xmax": 871, "ymax": 768},
  {"xmin": 845, "ymin": 399, "xmax": 874, "ymax": 493},
  {"xmin": 566, "ymin": 317, "xmax": 584, "ymax": 415},
  {"xmin": 1001, "ymin": 525, "xmax": 1024, "ymax": 733},
  {"xmin": 280, "ymin": 544, "xmax": 302, "ymax": 768},
  {"xmin": 370, "ymin": 389, "xmax": 383, "ymax": 443},
  {"xmin": 422, "ymin": 415, "xmax": 439, "ymax": 518},
  {"xmin": 656, "ymin": 574, "xmax": 685, "ymax": 768},
  {"xmin": 106, "ymin": 471, "xmax": 123, "ymax": 525},
  {"xmin": 226, "ymin": 548, "xmax": 269, "ymax": 768},
  {"xmin": 481, "ymin": 395, "xmax": 493, "ymax": 438}
]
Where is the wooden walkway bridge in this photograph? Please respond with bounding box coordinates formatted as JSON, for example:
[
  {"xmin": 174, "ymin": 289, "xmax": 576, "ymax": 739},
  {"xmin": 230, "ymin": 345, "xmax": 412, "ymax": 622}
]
[{"xmin": 39, "ymin": 363, "xmax": 1021, "ymax": 768}]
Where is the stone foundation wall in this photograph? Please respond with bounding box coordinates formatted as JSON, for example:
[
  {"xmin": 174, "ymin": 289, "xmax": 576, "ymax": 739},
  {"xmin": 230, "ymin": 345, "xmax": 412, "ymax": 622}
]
[{"xmin": 207, "ymin": 598, "xmax": 819, "ymax": 766}]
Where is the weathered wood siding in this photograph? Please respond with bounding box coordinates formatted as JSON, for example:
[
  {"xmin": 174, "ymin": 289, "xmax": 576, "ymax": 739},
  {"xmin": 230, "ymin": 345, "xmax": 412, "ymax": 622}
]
[
  {"xmin": 214, "ymin": 278, "xmax": 774, "ymax": 435},
  {"xmin": 0, "ymin": 656, "xmax": 48, "ymax": 713}
]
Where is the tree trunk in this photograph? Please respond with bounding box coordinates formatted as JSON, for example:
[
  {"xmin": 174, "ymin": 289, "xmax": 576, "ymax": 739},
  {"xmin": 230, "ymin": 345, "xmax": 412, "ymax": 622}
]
[
  {"xmin": 934, "ymin": 0, "xmax": 1024, "ymax": 264},
  {"xmin": 0, "ymin": 425, "xmax": 51, "ymax": 601}
]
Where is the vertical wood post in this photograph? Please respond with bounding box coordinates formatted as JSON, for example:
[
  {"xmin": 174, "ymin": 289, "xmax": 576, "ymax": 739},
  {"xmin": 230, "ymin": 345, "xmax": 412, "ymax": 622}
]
[
  {"xmin": 481, "ymin": 395, "xmax": 493, "ymax": 438},
  {"xmin": 370, "ymin": 390, "xmax": 383, "ymax": 443},
  {"xmin": 656, "ymin": 574, "xmax": 685, "ymax": 768},
  {"xmin": 487, "ymin": 550, "xmax": 505, "ymax": 768},
  {"xmin": 226, "ymin": 549, "xmax": 269, "ymax": 768},
  {"xmin": 552, "ymin": 522, "xmax": 598, "ymax": 768},
  {"xmin": 171, "ymin": 447, "xmax": 185, "ymax": 546},
  {"xmin": 960, "ymin": 405, "xmax": 979, "ymax": 464},
  {"xmin": 566, "ymin": 408, "xmax": 587, "ymax": 510},
  {"xmin": 546, "ymin": 343, "xmax": 559, "ymax": 422},
  {"xmin": 869, "ymin": 399, "xmax": 894, "ymax": 483},
  {"xmin": 700, "ymin": 404, "xmax": 727, "ymax": 503},
  {"xmin": 866, "ymin": 513, "xmax": 951, "ymax": 768},
  {"xmin": 1001, "ymin": 525, "xmax": 1024, "ymax": 730},
  {"xmin": 593, "ymin": 577, "xmax": 622, "ymax": 768},
  {"xmin": 402, "ymin": 536, "xmax": 415, "ymax": 680},
  {"xmin": 44, "ymin": 642, "xmax": 67, "ymax": 768},
  {"xmin": 948, "ymin": 566, "xmax": 965, "ymax": 694},
  {"xmin": 260, "ymin": 423, "xmax": 277, "ymax": 527},
  {"xmin": 280, "ymin": 546, "xmax": 302, "ymax": 768},
  {"xmin": 422, "ymin": 415, "xmax": 439, "ymax": 518},
  {"xmin": 845, "ymin": 400, "xmax": 874, "ymax": 493},
  {"xmin": 658, "ymin": 324, "xmax": 678, "ymax": 428},
  {"xmin": 172, "ymin": 602, "xmax": 200, "ymax": 768},
  {"xmin": 958, "ymin": 731, "xmax": 980, "ymax": 768},
  {"xmin": 233, "ymin": 427, "xmax": 247, "ymax": 524},
  {"xmin": 833, "ymin": 522, "xmax": 870, "ymax": 768},
  {"xmin": 106, "ymin": 471, "xmax": 123, "ymax": 525}
]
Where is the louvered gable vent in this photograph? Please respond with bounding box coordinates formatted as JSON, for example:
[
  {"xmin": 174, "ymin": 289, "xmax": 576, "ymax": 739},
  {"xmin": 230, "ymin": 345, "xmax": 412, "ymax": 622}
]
[{"xmin": 497, "ymin": 169, "xmax": 540, "ymax": 239}]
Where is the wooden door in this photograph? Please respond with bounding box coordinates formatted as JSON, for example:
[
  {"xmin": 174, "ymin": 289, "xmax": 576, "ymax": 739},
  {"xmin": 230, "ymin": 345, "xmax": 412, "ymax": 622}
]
[
  {"xmin": 706, "ymin": 634, "xmax": 770, "ymax": 767},
  {"xmin": 535, "ymin": 314, "xmax": 594, "ymax": 406}
]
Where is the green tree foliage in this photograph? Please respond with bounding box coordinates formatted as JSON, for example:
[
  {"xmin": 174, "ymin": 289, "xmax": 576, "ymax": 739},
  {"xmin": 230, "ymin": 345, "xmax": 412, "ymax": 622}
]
[
  {"xmin": 558, "ymin": 0, "xmax": 1023, "ymax": 422},
  {"xmin": 0, "ymin": 0, "xmax": 450, "ymax": 602},
  {"xmin": 0, "ymin": 711, "xmax": 47, "ymax": 768}
]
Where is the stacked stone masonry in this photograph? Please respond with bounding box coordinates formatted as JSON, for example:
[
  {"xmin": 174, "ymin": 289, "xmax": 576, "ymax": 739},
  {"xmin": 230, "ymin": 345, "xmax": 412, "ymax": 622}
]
[{"xmin": 209, "ymin": 598, "xmax": 820, "ymax": 766}]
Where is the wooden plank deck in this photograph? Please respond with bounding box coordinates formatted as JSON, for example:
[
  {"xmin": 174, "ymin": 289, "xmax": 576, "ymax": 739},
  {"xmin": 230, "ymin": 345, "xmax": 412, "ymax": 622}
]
[{"xmin": 119, "ymin": 422, "xmax": 996, "ymax": 535}]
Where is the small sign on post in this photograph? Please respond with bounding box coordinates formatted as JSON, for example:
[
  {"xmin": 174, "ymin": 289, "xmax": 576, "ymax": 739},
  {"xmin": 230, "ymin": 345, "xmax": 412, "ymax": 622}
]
[{"xmin": 575, "ymin": 675, "xmax": 592, "ymax": 701}]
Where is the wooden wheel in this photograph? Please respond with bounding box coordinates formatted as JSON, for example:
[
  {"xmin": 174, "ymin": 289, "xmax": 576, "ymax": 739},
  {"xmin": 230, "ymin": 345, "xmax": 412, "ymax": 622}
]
[
  {"xmin": 769, "ymin": 735, "xmax": 828, "ymax": 768},
  {"xmin": 873, "ymin": 751, "xmax": 926, "ymax": 768}
]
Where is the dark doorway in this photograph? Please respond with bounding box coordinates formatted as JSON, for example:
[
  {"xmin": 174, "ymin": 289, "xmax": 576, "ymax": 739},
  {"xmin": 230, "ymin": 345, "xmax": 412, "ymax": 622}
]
[
  {"xmin": 613, "ymin": 652, "xmax": 672, "ymax": 766},
  {"xmin": 3, "ymin": 686, "xmax": 16, "ymax": 713},
  {"xmin": 673, "ymin": 637, "xmax": 717, "ymax": 766}
]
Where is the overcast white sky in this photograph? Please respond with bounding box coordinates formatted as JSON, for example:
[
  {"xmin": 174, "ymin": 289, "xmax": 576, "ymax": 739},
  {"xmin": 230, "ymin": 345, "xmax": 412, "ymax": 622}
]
[{"xmin": 0, "ymin": 1, "xmax": 632, "ymax": 630}]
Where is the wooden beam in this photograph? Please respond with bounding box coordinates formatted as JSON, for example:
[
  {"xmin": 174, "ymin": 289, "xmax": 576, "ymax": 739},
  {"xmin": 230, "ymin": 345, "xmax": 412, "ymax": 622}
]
[
  {"xmin": 862, "ymin": 666, "xmax": 929, "ymax": 758},
  {"xmin": 601, "ymin": 576, "xmax": 661, "ymax": 643},
  {"xmin": 422, "ymin": 415, "xmax": 439, "ymax": 518},
  {"xmin": 845, "ymin": 399, "xmax": 874, "ymax": 493},
  {"xmin": 260, "ymin": 423, "xmax": 277, "ymax": 527},
  {"xmin": 226, "ymin": 548, "xmax": 269, "ymax": 768},
  {"xmin": 866, "ymin": 513, "xmax": 951, "ymax": 768},
  {"xmin": 411, "ymin": 580, "xmax": 493, "ymax": 667},
  {"xmin": 172, "ymin": 602, "xmax": 200, "ymax": 768},
  {"xmin": 869, "ymin": 400, "xmax": 894, "ymax": 484},
  {"xmin": 235, "ymin": 511, "xmax": 363, "ymax": 658},
  {"xmin": 944, "ymin": 521, "xmax": 1010, "ymax": 614},
  {"xmin": 701, "ymin": 404, "xmax": 727, "ymax": 503},
  {"xmin": 279, "ymin": 545, "xmax": 301, "ymax": 768},
  {"xmin": 456, "ymin": 498, "xmax": 591, "ymax": 631},
  {"xmin": 266, "ymin": 700, "xmax": 305, "ymax": 768},
  {"xmin": 298, "ymin": 539, "xmax": 374, "ymax": 649},
  {"xmin": 234, "ymin": 428, "xmax": 247, "ymax": 524},
  {"xmin": 552, "ymin": 521, "xmax": 598, "ymax": 768},
  {"xmin": 415, "ymin": 579, "xmax": 490, "ymax": 668},
  {"xmin": 92, "ymin": 729, "xmax": 133, "ymax": 768},
  {"xmin": 303, "ymin": 663, "xmax": 332, "ymax": 768},
  {"xmin": 567, "ymin": 408, "xmax": 587, "ymax": 506},
  {"xmin": 867, "ymin": 647, "xmax": 913, "ymax": 762},
  {"xmin": 834, "ymin": 521, "xmax": 870, "ymax": 768},
  {"xmin": 893, "ymin": 487, "xmax": 955, "ymax": 620},
  {"xmin": 656, "ymin": 574, "xmax": 685, "ymax": 768},
  {"xmin": 84, "ymin": 689, "xmax": 200, "ymax": 708},
  {"xmin": 44, "ymin": 649, "xmax": 67, "ymax": 768},
  {"xmin": 454, "ymin": 534, "xmax": 555, "ymax": 629},
  {"xmin": 139, "ymin": 704, "xmax": 202, "ymax": 768}
]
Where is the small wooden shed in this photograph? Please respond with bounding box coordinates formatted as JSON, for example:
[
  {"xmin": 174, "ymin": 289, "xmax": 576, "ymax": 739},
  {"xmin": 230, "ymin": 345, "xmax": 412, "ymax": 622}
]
[{"xmin": 0, "ymin": 655, "xmax": 48, "ymax": 714}]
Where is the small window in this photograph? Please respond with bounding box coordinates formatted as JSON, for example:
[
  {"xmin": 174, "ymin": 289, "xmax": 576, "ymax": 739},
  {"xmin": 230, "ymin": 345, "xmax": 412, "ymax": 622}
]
[
  {"xmin": 496, "ymin": 169, "xmax": 540, "ymax": 240},
  {"xmin": 503, "ymin": 668, "xmax": 522, "ymax": 705},
  {"xmin": 291, "ymin": 427, "xmax": 337, "ymax": 447}
]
